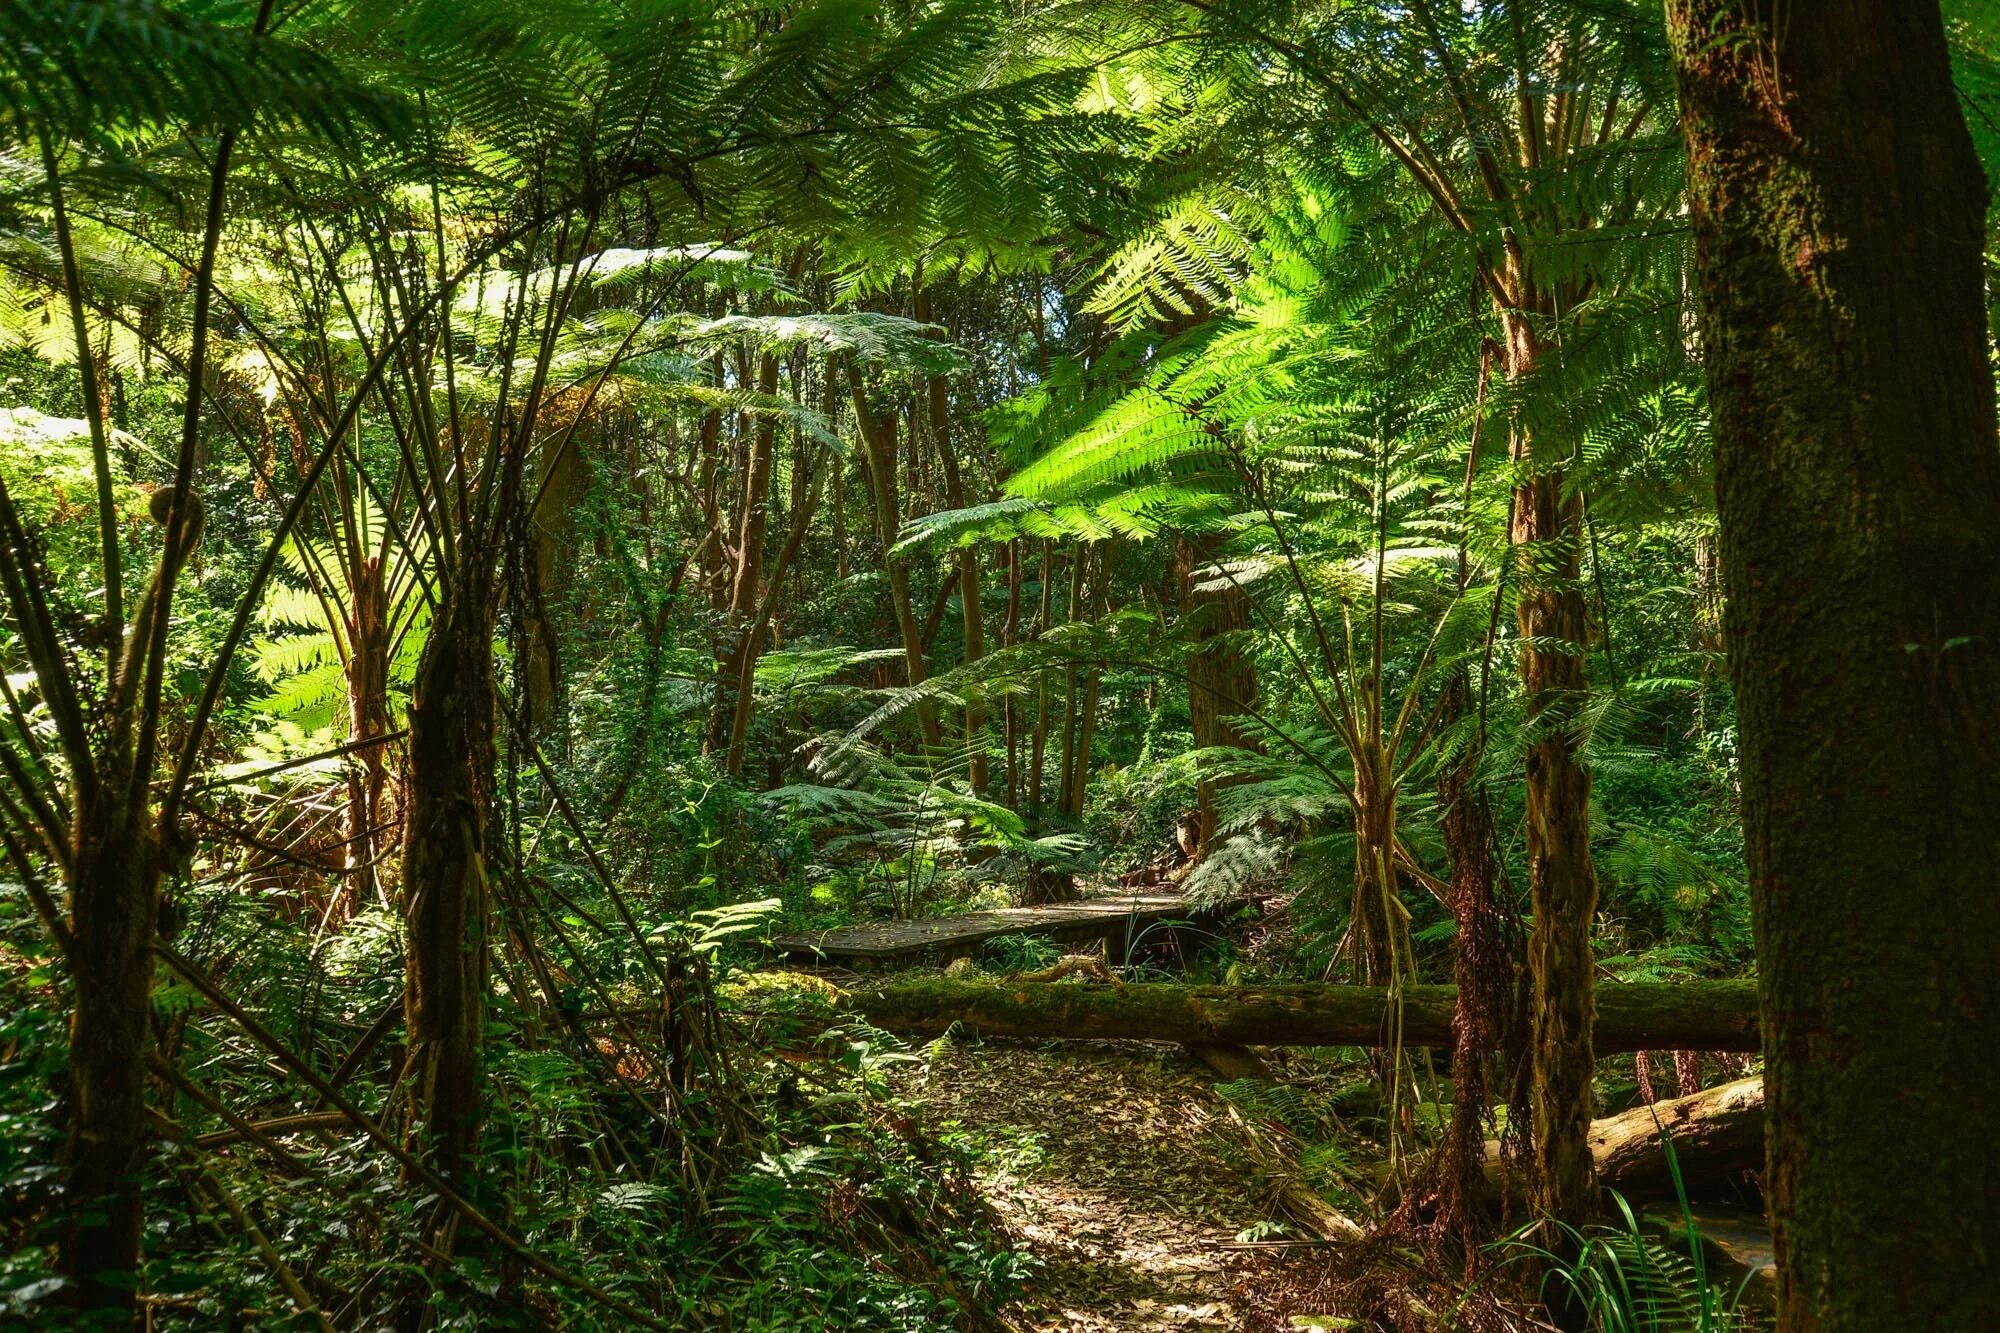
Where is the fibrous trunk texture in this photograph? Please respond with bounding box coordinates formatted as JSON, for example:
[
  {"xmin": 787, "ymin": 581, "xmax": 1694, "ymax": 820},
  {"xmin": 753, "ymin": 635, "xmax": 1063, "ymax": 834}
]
[
  {"xmin": 1668, "ymin": 3, "xmax": 2000, "ymax": 1326},
  {"xmin": 1433, "ymin": 668, "xmax": 1513, "ymax": 1242},
  {"xmin": 1503, "ymin": 310, "xmax": 1600, "ymax": 1226},
  {"xmin": 402, "ymin": 570, "xmax": 497, "ymax": 1182},
  {"xmin": 63, "ymin": 780, "xmax": 159, "ymax": 1318}
]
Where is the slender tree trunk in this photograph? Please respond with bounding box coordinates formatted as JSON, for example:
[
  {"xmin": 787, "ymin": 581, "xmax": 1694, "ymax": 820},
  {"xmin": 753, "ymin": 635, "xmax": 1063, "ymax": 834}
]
[
  {"xmin": 697, "ymin": 354, "xmax": 728, "ymax": 611},
  {"xmin": 1003, "ymin": 539, "xmax": 1022, "ymax": 807},
  {"xmin": 710, "ymin": 349, "xmax": 784, "ymax": 755},
  {"xmin": 1502, "ymin": 309, "xmax": 1600, "ymax": 1227},
  {"xmin": 848, "ymin": 363, "xmax": 942, "ymax": 749},
  {"xmin": 1349, "ymin": 743, "xmax": 1400, "ymax": 986},
  {"xmin": 1668, "ymin": 5, "xmax": 2000, "ymax": 1326},
  {"xmin": 56, "ymin": 491, "xmax": 204, "ymax": 1318},
  {"xmin": 1064, "ymin": 547, "xmax": 1110, "ymax": 819},
  {"xmin": 928, "ymin": 356, "xmax": 987, "ymax": 792},
  {"xmin": 344, "ymin": 556, "xmax": 393, "ymax": 913},
  {"xmin": 525, "ymin": 425, "xmax": 586, "ymax": 738},
  {"xmin": 1175, "ymin": 532, "xmax": 1258, "ymax": 854},
  {"xmin": 1055, "ymin": 546, "xmax": 1086, "ymax": 814},
  {"xmin": 402, "ymin": 566, "xmax": 496, "ymax": 1183},
  {"xmin": 728, "ymin": 350, "xmax": 783, "ymax": 621},
  {"xmin": 1022, "ymin": 541, "xmax": 1075, "ymax": 904},
  {"xmin": 1433, "ymin": 668, "xmax": 1513, "ymax": 1240},
  {"xmin": 1028, "ymin": 540, "xmax": 1055, "ymax": 808},
  {"xmin": 724, "ymin": 452, "xmax": 825, "ymax": 777}
]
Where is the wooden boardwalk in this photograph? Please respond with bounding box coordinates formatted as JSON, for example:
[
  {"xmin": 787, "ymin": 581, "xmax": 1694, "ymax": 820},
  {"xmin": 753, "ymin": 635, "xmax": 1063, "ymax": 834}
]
[{"xmin": 771, "ymin": 893, "xmax": 1196, "ymax": 970}]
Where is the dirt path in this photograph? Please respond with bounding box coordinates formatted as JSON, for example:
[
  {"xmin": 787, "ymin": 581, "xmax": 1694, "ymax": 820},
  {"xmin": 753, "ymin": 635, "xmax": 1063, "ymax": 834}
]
[{"xmin": 905, "ymin": 1039, "xmax": 1308, "ymax": 1332}]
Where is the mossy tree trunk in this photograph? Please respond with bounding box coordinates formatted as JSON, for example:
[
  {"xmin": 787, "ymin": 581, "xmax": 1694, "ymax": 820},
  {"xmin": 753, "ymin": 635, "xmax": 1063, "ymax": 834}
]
[
  {"xmin": 840, "ymin": 977, "xmax": 1758, "ymax": 1052},
  {"xmin": 1668, "ymin": 2, "xmax": 2000, "ymax": 1326}
]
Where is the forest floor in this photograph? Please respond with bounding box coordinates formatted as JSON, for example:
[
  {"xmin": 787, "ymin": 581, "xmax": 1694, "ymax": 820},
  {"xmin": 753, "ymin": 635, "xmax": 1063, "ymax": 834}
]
[{"xmin": 901, "ymin": 1037, "xmax": 1316, "ymax": 1332}]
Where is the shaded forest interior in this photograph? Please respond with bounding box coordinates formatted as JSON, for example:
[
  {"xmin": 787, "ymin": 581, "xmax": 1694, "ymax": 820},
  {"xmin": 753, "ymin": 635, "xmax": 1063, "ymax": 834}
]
[{"xmin": 1, "ymin": 2, "xmax": 1998, "ymax": 1330}]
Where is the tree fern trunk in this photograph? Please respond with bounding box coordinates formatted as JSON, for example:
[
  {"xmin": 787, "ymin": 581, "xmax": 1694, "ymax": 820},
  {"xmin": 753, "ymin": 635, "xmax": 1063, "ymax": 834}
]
[
  {"xmin": 402, "ymin": 568, "xmax": 496, "ymax": 1183},
  {"xmin": 1433, "ymin": 667, "xmax": 1513, "ymax": 1246},
  {"xmin": 63, "ymin": 775, "xmax": 158, "ymax": 1319},
  {"xmin": 1503, "ymin": 310, "xmax": 1600, "ymax": 1228},
  {"xmin": 1669, "ymin": 3, "xmax": 2000, "ymax": 1325}
]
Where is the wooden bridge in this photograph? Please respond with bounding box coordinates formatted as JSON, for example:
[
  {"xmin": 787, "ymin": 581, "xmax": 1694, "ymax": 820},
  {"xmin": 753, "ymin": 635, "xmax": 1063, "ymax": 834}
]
[{"xmin": 771, "ymin": 892, "xmax": 1202, "ymax": 971}]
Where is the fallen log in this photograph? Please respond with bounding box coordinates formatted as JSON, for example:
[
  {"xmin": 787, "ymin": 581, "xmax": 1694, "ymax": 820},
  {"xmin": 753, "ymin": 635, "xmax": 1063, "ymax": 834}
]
[
  {"xmin": 838, "ymin": 978, "xmax": 1759, "ymax": 1054},
  {"xmin": 1485, "ymin": 1076, "xmax": 1765, "ymax": 1197}
]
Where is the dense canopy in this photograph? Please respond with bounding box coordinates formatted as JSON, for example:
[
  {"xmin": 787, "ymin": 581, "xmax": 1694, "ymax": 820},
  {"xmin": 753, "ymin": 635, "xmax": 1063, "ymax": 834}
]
[{"xmin": 2, "ymin": 2, "xmax": 1997, "ymax": 1329}]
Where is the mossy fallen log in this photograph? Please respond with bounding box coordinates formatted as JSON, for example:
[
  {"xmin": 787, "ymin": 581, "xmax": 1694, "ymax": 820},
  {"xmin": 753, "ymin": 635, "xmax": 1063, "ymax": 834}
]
[{"xmin": 838, "ymin": 978, "xmax": 1760, "ymax": 1053}]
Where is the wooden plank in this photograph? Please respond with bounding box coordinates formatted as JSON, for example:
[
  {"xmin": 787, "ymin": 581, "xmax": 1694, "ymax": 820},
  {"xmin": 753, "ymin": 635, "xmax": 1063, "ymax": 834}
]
[{"xmin": 771, "ymin": 893, "xmax": 1191, "ymax": 966}]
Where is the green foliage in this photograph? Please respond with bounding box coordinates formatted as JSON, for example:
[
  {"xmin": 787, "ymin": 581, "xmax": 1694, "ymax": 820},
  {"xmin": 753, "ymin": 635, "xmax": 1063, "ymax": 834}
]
[{"xmin": 1485, "ymin": 1123, "xmax": 1770, "ymax": 1332}]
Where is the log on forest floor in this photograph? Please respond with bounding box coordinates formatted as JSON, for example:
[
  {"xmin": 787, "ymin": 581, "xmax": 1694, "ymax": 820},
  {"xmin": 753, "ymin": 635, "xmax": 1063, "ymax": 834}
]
[
  {"xmin": 1485, "ymin": 1076, "xmax": 1766, "ymax": 1198},
  {"xmin": 837, "ymin": 977, "xmax": 1760, "ymax": 1054}
]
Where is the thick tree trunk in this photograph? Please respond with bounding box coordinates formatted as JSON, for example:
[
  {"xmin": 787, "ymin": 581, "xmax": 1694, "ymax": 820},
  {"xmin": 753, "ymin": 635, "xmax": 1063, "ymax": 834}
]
[
  {"xmin": 63, "ymin": 783, "xmax": 159, "ymax": 1319},
  {"xmin": 1503, "ymin": 310, "xmax": 1601, "ymax": 1226},
  {"xmin": 402, "ymin": 572, "xmax": 496, "ymax": 1183},
  {"xmin": 836, "ymin": 978, "xmax": 1758, "ymax": 1053},
  {"xmin": 1668, "ymin": 4, "xmax": 2000, "ymax": 1326}
]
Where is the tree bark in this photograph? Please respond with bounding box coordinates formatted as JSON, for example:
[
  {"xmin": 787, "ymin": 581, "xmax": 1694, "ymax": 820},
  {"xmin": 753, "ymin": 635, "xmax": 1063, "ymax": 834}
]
[
  {"xmin": 723, "ymin": 450, "xmax": 825, "ymax": 777},
  {"xmin": 1503, "ymin": 309, "xmax": 1601, "ymax": 1226},
  {"xmin": 63, "ymin": 784, "xmax": 158, "ymax": 1318},
  {"xmin": 1667, "ymin": 4, "xmax": 2000, "ymax": 1326},
  {"xmin": 1175, "ymin": 532, "xmax": 1258, "ymax": 854},
  {"xmin": 1064, "ymin": 544, "xmax": 1110, "ymax": 819},
  {"xmin": 343, "ymin": 553, "xmax": 393, "ymax": 914},
  {"xmin": 835, "ymin": 977, "xmax": 1758, "ymax": 1053},
  {"xmin": 402, "ymin": 569, "xmax": 496, "ymax": 1183},
  {"xmin": 848, "ymin": 362, "xmax": 942, "ymax": 750},
  {"xmin": 1003, "ymin": 539, "xmax": 1023, "ymax": 807},
  {"xmin": 920, "ymin": 288, "xmax": 988, "ymax": 792}
]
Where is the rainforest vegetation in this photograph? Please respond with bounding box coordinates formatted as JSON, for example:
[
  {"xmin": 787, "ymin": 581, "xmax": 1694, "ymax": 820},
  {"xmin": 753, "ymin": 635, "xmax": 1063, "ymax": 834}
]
[{"xmin": 1, "ymin": 1, "xmax": 1997, "ymax": 1329}]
